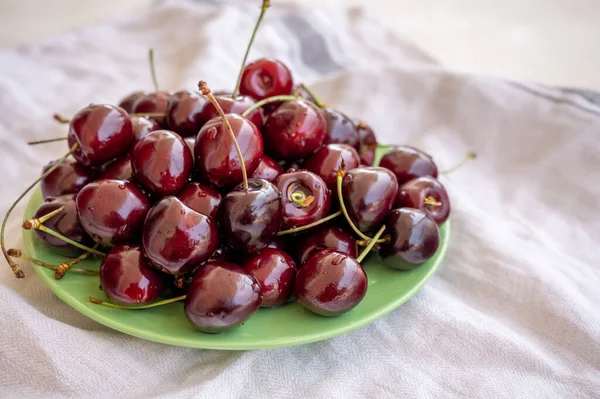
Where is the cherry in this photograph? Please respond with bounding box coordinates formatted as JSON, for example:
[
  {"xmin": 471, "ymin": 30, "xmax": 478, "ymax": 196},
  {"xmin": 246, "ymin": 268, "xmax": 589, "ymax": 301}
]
[
  {"xmin": 323, "ymin": 108, "xmax": 360, "ymax": 151},
  {"xmin": 243, "ymin": 248, "xmax": 296, "ymax": 307},
  {"xmin": 293, "ymin": 225, "xmax": 357, "ymax": 265},
  {"xmin": 33, "ymin": 194, "xmax": 93, "ymax": 257},
  {"xmin": 118, "ymin": 91, "xmax": 147, "ymax": 113},
  {"xmin": 250, "ymin": 155, "xmax": 284, "ymax": 183},
  {"xmin": 276, "ymin": 170, "xmax": 331, "ymax": 228},
  {"xmin": 100, "ymin": 244, "xmax": 165, "ymax": 306},
  {"xmin": 294, "ymin": 249, "xmax": 367, "ymax": 316},
  {"xmin": 341, "ymin": 166, "xmax": 398, "ymax": 232},
  {"xmin": 177, "ymin": 182, "xmax": 222, "ymax": 219},
  {"xmin": 379, "ymin": 146, "xmax": 438, "ymax": 185},
  {"xmin": 380, "ymin": 208, "xmax": 440, "ymax": 270},
  {"xmin": 166, "ymin": 90, "xmax": 207, "ymax": 137},
  {"xmin": 76, "ymin": 179, "xmax": 151, "ymax": 246},
  {"xmin": 67, "ymin": 131, "xmax": 93, "ymax": 167},
  {"xmin": 100, "ymin": 154, "xmax": 134, "ymax": 181},
  {"xmin": 304, "ymin": 144, "xmax": 360, "ymax": 189},
  {"xmin": 184, "ymin": 261, "xmax": 261, "ymax": 333},
  {"xmin": 131, "ymin": 130, "xmax": 193, "ymax": 197},
  {"xmin": 40, "ymin": 158, "xmax": 96, "ymax": 198},
  {"xmin": 396, "ymin": 176, "xmax": 450, "ymax": 225},
  {"xmin": 239, "ymin": 58, "xmax": 294, "ymax": 100},
  {"xmin": 262, "ymin": 99, "xmax": 326, "ymax": 160},
  {"xmin": 143, "ymin": 196, "xmax": 220, "ymax": 275},
  {"xmin": 355, "ymin": 121, "xmax": 378, "ymax": 166},
  {"xmin": 198, "ymin": 94, "xmax": 264, "ymax": 130},
  {"xmin": 131, "ymin": 91, "xmax": 171, "ymax": 125},
  {"xmin": 131, "ymin": 116, "xmax": 161, "ymax": 142}
]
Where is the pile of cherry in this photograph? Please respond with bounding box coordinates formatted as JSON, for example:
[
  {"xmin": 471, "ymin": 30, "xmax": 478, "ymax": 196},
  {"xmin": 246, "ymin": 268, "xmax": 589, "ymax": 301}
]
[{"xmin": 2, "ymin": 1, "xmax": 465, "ymax": 334}]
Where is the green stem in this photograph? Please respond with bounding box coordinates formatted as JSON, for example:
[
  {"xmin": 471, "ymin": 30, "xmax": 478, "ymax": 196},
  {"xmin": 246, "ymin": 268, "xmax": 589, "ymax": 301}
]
[
  {"xmin": 88, "ymin": 295, "xmax": 186, "ymax": 309},
  {"xmin": 7, "ymin": 249, "xmax": 98, "ymax": 276},
  {"xmin": 22, "ymin": 206, "xmax": 64, "ymax": 229},
  {"xmin": 55, "ymin": 243, "xmax": 99, "ymax": 280},
  {"xmin": 35, "ymin": 225, "xmax": 106, "ymax": 256},
  {"xmin": 299, "ymin": 84, "xmax": 325, "ymax": 108},
  {"xmin": 356, "ymin": 225, "xmax": 386, "ymax": 263},
  {"xmin": 241, "ymin": 95, "xmax": 298, "ymax": 117},
  {"xmin": 336, "ymin": 165, "xmax": 373, "ymax": 242},
  {"xmin": 440, "ymin": 152, "xmax": 476, "ymax": 175},
  {"xmin": 148, "ymin": 48, "xmax": 159, "ymax": 92},
  {"xmin": 28, "ymin": 137, "xmax": 68, "ymax": 145},
  {"xmin": 277, "ymin": 211, "xmax": 342, "ymax": 236}
]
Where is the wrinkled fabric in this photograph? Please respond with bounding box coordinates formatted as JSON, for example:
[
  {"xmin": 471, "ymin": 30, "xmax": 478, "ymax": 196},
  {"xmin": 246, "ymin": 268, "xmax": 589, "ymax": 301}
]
[{"xmin": 0, "ymin": 1, "xmax": 599, "ymax": 398}]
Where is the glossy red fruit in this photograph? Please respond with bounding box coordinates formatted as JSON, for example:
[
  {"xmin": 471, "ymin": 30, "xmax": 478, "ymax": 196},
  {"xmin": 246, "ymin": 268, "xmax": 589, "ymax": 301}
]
[
  {"xmin": 244, "ymin": 248, "xmax": 296, "ymax": 307},
  {"xmin": 177, "ymin": 182, "xmax": 222, "ymax": 219},
  {"xmin": 295, "ymin": 249, "xmax": 367, "ymax": 316},
  {"xmin": 323, "ymin": 108, "xmax": 360, "ymax": 151},
  {"xmin": 304, "ymin": 144, "xmax": 360, "ymax": 189},
  {"xmin": 118, "ymin": 91, "xmax": 147, "ymax": 113},
  {"xmin": 67, "ymin": 131, "xmax": 92, "ymax": 167},
  {"xmin": 142, "ymin": 196, "xmax": 219, "ymax": 275},
  {"xmin": 69, "ymin": 104, "xmax": 134, "ymax": 167},
  {"xmin": 33, "ymin": 194, "xmax": 93, "ymax": 257},
  {"xmin": 293, "ymin": 225, "xmax": 357, "ymax": 265},
  {"xmin": 131, "ymin": 130, "xmax": 193, "ymax": 197},
  {"xmin": 41, "ymin": 159, "xmax": 96, "ymax": 198},
  {"xmin": 355, "ymin": 121, "xmax": 378, "ymax": 166},
  {"xmin": 262, "ymin": 99, "xmax": 326, "ymax": 160},
  {"xmin": 100, "ymin": 244, "xmax": 165, "ymax": 306},
  {"xmin": 342, "ymin": 166, "xmax": 398, "ymax": 232},
  {"xmin": 396, "ymin": 176, "xmax": 450, "ymax": 225},
  {"xmin": 100, "ymin": 154, "xmax": 133, "ymax": 181},
  {"xmin": 239, "ymin": 58, "xmax": 294, "ymax": 100},
  {"xmin": 76, "ymin": 179, "xmax": 151, "ymax": 246},
  {"xmin": 198, "ymin": 94, "xmax": 264, "ymax": 129},
  {"xmin": 379, "ymin": 146, "xmax": 438, "ymax": 185},
  {"xmin": 131, "ymin": 116, "xmax": 161, "ymax": 142},
  {"xmin": 166, "ymin": 90, "xmax": 208, "ymax": 137},
  {"xmin": 250, "ymin": 155, "xmax": 284, "ymax": 183},
  {"xmin": 184, "ymin": 261, "xmax": 262, "ymax": 333},
  {"xmin": 276, "ymin": 170, "xmax": 331, "ymax": 228},
  {"xmin": 195, "ymin": 114, "xmax": 263, "ymax": 188},
  {"xmin": 131, "ymin": 91, "xmax": 171, "ymax": 124},
  {"xmin": 380, "ymin": 208, "xmax": 440, "ymax": 270}
]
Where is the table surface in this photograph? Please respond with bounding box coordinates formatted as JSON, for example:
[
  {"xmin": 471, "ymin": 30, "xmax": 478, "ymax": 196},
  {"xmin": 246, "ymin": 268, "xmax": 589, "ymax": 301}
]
[{"xmin": 1, "ymin": 0, "xmax": 599, "ymax": 90}]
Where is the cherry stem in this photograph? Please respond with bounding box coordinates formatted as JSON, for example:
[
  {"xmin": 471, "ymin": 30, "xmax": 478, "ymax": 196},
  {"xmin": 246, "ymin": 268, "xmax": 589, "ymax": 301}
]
[
  {"xmin": 241, "ymin": 95, "xmax": 298, "ymax": 117},
  {"xmin": 22, "ymin": 206, "xmax": 64, "ymax": 230},
  {"xmin": 7, "ymin": 249, "xmax": 98, "ymax": 276},
  {"xmin": 1, "ymin": 143, "xmax": 78, "ymax": 278},
  {"xmin": 356, "ymin": 225, "xmax": 386, "ymax": 263},
  {"xmin": 130, "ymin": 112, "xmax": 166, "ymax": 118},
  {"xmin": 148, "ymin": 48, "xmax": 159, "ymax": 92},
  {"xmin": 33, "ymin": 225, "xmax": 106, "ymax": 256},
  {"xmin": 55, "ymin": 243, "xmax": 99, "ymax": 280},
  {"xmin": 28, "ymin": 137, "xmax": 68, "ymax": 145},
  {"xmin": 335, "ymin": 161, "xmax": 374, "ymax": 242},
  {"xmin": 53, "ymin": 114, "xmax": 70, "ymax": 124},
  {"xmin": 298, "ymin": 84, "xmax": 326, "ymax": 108},
  {"xmin": 277, "ymin": 210, "xmax": 342, "ymax": 236},
  {"xmin": 88, "ymin": 294, "xmax": 186, "ymax": 309},
  {"xmin": 423, "ymin": 196, "xmax": 442, "ymax": 207},
  {"xmin": 231, "ymin": 0, "xmax": 271, "ymax": 99},
  {"xmin": 199, "ymin": 80, "xmax": 249, "ymax": 192},
  {"xmin": 440, "ymin": 152, "xmax": 477, "ymax": 175},
  {"xmin": 287, "ymin": 184, "xmax": 315, "ymax": 207},
  {"xmin": 357, "ymin": 235, "xmax": 390, "ymax": 247}
]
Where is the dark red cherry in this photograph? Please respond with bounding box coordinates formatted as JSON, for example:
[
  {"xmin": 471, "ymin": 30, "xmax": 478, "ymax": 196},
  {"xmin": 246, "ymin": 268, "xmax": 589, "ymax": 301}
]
[
  {"xmin": 142, "ymin": 196, "xmax": 219, "ymax": 275},
  {"xmin": 250, "ymin": 155, "xmax": 284, "ymax": 183},
  {"xmin": 293, "ymin": 225, "xmax": 357, "ymax": 265},
  {"xmin": 295, "ymin": 249, "xmax": 367, "ymax": 316},
  {"xmin": 198, "ymin": 94, "xmax": 264, "ymax": 129},
  {"xmin": 276, "ymin": 170, "xmax": 330, "ymax": 228},
  {"xmin": 166, "ymin": 90, "xmax": 208, "ymax": 137},
  {"xmin": 184, "ymin": 261, "xmax": 261, "ymax": 333},
  {"xmin": 40, "ymin": 158, "xmax": 96, "ymax": 198},
  {"xmin": 379, "ymin": 146, "xmax": 438, "ymax": 185},
  {"xmin": 69, "ymin": 104, "xmax": 134, "ymax": 167},
  {"xmin": 100, "ymin": 244, "xmax": 165, "ymax": 306},
  {"xmin": 304, "ymin": 144, "xmax": 360, "ymax": 189},
  {"xmin": 131, "ymin": 116, "xmax": 161, "ymax": 142},
  {"xmin": 33, "ymin": 194, "xmax": 93, "ymax": 257},
  {"xmin": 244, "ymin": 248, "xmax": 296, "ymax": 307},
  {"xmin": 239, "ymin": 58, "xmax": 294, "ymax": 100},
  {"xmin": 342, "ymin": 166, "xmax": 398, "ymax": 232},
  {"xmin": 131, "ymin": 130, "xmax": 193, "ymax": 197},
  {"xmin": 177, "ymin": 182, "xmax": 222, "ymax": 219},
  {"xmin": 131, "ymin": 91, "xmax": 171, "ymax": 124},
  {"xmin": 118, "ymin": 91, "xmax": 147, "ymax": 113},
  {"xmin": 101, "ymin": 153, "xmax": 133, "ymax": 181},
  {"xmin": 222, "ymin": 178, "xmax": 282, "ymax": 253},
  {"xmin": 355, "ymin": 122, "xmax": 378, "ymax": 166},
  {"xmin": 323, "ymin": 108, "xmax": 360, "ymax": 151},
  {"xmin": 195, "ymin": 114, "xmax": 263, "ymax": 188},
  {"xmin": 380, "ymin": 208, "xmax": 440, "ymax": 270},
  {"xmin": 67, "ymin": 131, "xmax": 93, "ymax": 167},
  {"xmin": 396, "ymin": 176, "xmax": 450, "ymax": 224},
  {"xmin": 262, "ymin": 99, "xmax": 326, "ymax": 160},
  {"xmin": 76, "ymin": 179, "xmax": 151, "ymax": 246}
]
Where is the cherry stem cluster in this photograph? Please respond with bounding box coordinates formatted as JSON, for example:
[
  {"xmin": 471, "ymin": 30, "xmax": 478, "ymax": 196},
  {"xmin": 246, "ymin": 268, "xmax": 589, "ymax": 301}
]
[
  {"xmin": 55, "ymin": 243, "xmax": 99, "ymax": 280},
  {"xmin": 356, "ymin": 225, "xmax": 386, "ymax": 263},
  {"xmin": 7, "ymin": 249, "xmax": 98, "ymax": 276}
]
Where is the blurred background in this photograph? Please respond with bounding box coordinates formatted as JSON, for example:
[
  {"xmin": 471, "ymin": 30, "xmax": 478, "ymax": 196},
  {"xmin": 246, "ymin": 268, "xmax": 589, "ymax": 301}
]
[{"xmin": 1, "ymin": 0, "xmax": 599, "ymax": 90}]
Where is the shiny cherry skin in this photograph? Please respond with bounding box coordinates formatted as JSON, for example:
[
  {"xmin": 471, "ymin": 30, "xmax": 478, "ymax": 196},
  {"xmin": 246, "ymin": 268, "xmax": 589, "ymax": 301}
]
[
  {"xmin": 41, "ymin": 158, "xmax": 96, "ymax": 198},
  {"xmin": 33, "ymin": 194, "xmax": 93, "ymax": 257},
  {"xmin": 295, "ymin": 249, "xmax": 367, "ymax": 316},
  {"xmin": 276, "ymin": 170, "xmax": 331, "ymax": 228},
  {"xmin": 131, "ymin": 116, "xmax": 161, "ymax": 142},
  {"xmin": 100, "ymin": 244, "xmax": 165, "ymax": 306},
  {"xmin": 69, "ymin": 104, "xmax": 134, "ymax": 167},
  {"xmin": 396, "ymin": 176, "xmax": 450, "ymax": 225},
  {"xmin": 184, "ymin": 137, "xmax": 195, "ymax": 155},
  {"xmin": 143, "ymin": 197, "xmax": 219, "ymax": 275},
  {"xmin": 239, "ymin": 58, "xmax": 294, "ymax": 100},
  {"xmin": 166, "ymin": 90, "xmax": 208, "ymax": 137},
  {"xmin": 243, "ymin": 248, "xmax": 296, "ymax": 307},
  {"xmin": 118, "ymin": 91, "xmax": 147, "ymax": 113},
  {"xmin": 323, "ymin": 108, "xmax": 360, "ymax": 151},
  {"xmin": 131, "ymin": 91, "xmax": 171, "ymax": 124},
  {"xmin": 355, "ymin": 121, "xmax": 378, "ymax": 166},
  {"xmin": 76, "ymin": 179, "xmax": 151, "ymax": 246},
  {"xmin": 379, "ymin": 146, "xmax": 438, "ymax": 185},
  {"xmin": 184, "ymin": 261, "xmax": 262, "ymax": 333},
  {"xmin": 380, "ymin": 208, "xmax": 440, "ymax": 270},
  {"xmin": 131, "ymin": 130, "xmax": 193, "ymax": 197},
  {"xmin": 304, "ymin": 144, "xmax": 360, "ymax": 189},
  {"xmin": 293, "ymin": 225, "xmax": 357, "ymax": 265},
  {"xmin": 67, "ymin": 131, "xmax": 93, "ymax": 167},
  {"xmin": 222, "ymin": 178, "xmax": 282, "ymax": 253},
  {"xmin": 177, "ymin": 182, "xmax": 222, "ymax": 218},
  {"xmin": 342, "ymin": 166, "xmax": 398, "ymax": 232},
  {"xmin": 198, "ymin": 94, "xmax": 264, "ymax": 129},
  {"xmin": 101, "ymin": 153, "xmax": 133, "ymax": 181},
  {"xmin": 195, "ymin": 114, "xmax": 263, "ymax": 188},
  {"xmin": 262, "ymin": 99, "xmax": 326, "ymax": 161},
  {"xmin": 250, "ymin": 155, "xmax": 284, "ymax": 183}
]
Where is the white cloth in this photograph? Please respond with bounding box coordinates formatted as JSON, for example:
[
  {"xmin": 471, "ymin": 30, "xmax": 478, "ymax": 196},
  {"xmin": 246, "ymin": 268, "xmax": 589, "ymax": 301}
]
[{"xmin": 1, "ymin": 1, "xmax": 599, "ymax": 398}]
